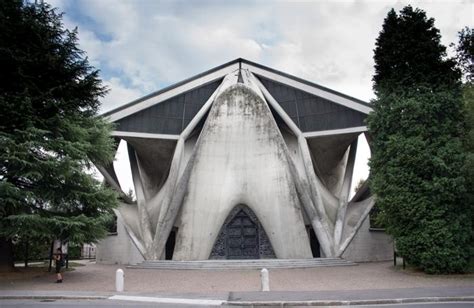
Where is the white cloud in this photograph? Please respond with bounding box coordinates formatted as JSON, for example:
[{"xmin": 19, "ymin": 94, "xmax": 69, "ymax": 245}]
[
  {"xmin": 48, "ymin": 0, "xmax": 471, "ymax": 194},
  {"xmin": 100, "ymin": 77, "xmax": 144, "ymax": 113},
  {"xmin": 51, "ymin": 0, "xmax": 471, "ymax": 109}
]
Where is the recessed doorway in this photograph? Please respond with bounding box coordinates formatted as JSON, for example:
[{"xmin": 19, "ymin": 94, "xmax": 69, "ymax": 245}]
[{"xmin": 226, "ymin": 210, "xmax": 259, "ymax": 259}]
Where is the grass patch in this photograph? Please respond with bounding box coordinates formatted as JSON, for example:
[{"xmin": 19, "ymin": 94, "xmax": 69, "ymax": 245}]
[{"xmin": 67, "ymin": 261, "xmax": 85, "ymax": 267}]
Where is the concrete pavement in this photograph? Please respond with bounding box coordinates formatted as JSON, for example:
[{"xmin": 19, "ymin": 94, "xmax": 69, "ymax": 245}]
[
  {"xmin": 0, "ymin": 261, "xmax": 473, "ymax": 306},
  {"xmin": 227, "ymin": 287, "xmax": 474, "ymax": 306},
  {"xmin": 0, "ymin": 287, "xmax": 474, "ymax": 306},
  {"xmin": 1, "ymin": 261, "xmax": 473, "ymax": 293}
]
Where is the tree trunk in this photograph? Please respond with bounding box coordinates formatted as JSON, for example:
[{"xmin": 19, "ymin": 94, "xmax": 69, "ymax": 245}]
[
  {"xmin": 48, "ymin": 240, "xmax": 54, "ymax": 272},
  {"xmin": 0, "ymin": 237, "xmax": 14, "ymax": 272},
  {"xmin": 24, "ymin": 239, "xmax": 29, "ymax": 268}
]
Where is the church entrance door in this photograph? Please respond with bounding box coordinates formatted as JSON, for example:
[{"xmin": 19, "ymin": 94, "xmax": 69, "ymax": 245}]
[{"xmin": 226, "ymin": 210, "xmax": 259, "ymax": 259}]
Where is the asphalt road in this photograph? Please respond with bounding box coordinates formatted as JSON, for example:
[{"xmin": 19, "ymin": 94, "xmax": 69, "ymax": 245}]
[
  {"xmin": 1, "ymin": 299, "xmax": 183, "ymax": 307},
  {"xmin": 1, "ymin": 299, "xmax": 474, "ymax": 307},
  {"xmin": 351, "ymin": 303, "xmax": 474, "ymax": 308}
]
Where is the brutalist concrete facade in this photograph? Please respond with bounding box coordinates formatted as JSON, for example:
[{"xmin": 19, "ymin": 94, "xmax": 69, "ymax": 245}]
[{"xmin": 96, "ymin": 59, "xmax": 392, "ymax": 264}]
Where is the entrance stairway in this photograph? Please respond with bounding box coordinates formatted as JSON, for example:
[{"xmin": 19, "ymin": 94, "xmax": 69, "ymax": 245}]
[{"xmin": 129, "ymin": 258, "xmax": 356, "ymax": 270}]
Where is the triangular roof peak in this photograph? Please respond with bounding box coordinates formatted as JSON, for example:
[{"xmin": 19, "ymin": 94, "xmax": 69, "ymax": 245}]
[{"xmin": 103, "ymin": 58, "xmax": 372, "ymax": 123}]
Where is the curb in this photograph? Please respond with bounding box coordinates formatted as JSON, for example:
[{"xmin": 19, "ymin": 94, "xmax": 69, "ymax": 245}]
[
  {"xmin": 0, "ymin": 295, "xmax": 108, "ymax": 300},
  {"xmin": 1, "ymin": 294, "xmax": 473, "ymax": 306},
  {"xmin": 226, "ymin": 296, "xmax": 474, "ymax": 306}
]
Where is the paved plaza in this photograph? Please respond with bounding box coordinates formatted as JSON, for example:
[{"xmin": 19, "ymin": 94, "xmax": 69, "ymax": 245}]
[
  {"xmin": 1, "ymin": 260, "xmax": 473, "ymax": 293},
  {"xmin": 0, "ymin": 260, "xmax": 473, "ymax": 306}
]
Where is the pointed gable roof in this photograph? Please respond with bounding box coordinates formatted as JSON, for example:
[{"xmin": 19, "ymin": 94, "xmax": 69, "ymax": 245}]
[{"xmin": 103, "ymin": 58, "xmax": 372, "ymax": 136}]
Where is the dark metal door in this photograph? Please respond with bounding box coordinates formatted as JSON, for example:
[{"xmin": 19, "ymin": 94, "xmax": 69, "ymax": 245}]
[{"xmin": 226, "ymin": 210, "xmax": 259, "ymax": 259}]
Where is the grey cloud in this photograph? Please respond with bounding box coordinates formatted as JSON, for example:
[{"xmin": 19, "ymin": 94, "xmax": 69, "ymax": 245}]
[{"xmin": 50, "ymin": 0, "xmax": 472, "ymax": 109}]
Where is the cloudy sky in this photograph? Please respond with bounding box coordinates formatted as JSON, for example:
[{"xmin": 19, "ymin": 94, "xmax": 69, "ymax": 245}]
[
  {"xmin": 47, "ymin": 0, "xmax": 472, "ymax": 195},
  {"xmin": 48, "ymin": 0, "xmax": 471, "ymax": 113}
]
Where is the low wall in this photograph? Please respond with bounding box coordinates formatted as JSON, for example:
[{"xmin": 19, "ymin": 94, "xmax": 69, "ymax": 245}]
[
  {"xmin": 343, "ymin": 217, "xmax": 393, "ymax": 262},
  {"xmin": 96, "ymin": 214, "xmax": 392, "ymax": 264},
  {"xmin": 96, "ymin": 216, "xmax": 144, "ymax": 265}
]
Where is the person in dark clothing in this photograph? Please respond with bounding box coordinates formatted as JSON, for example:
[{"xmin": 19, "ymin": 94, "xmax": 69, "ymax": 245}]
[{"xmin": 54, "ymin": 248, "xmax": 64, "ymax": 283}]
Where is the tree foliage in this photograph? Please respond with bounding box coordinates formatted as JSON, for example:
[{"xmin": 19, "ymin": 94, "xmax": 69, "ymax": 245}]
[
  {"xmin": 453, "ymin": 27, "xmax": 474, "ymax": 83},
  {"xmin": 462, "ymin": 85, "xmax": 474, "ymax": 259},
  {"xmin": 368, "ymin": 6, "xmax": 470, "ymax": 273},
  {"xmin": 373, "ymin": 7, "xmax": 460, "ymax": 94},
  {"xmin": 0, "ymin": 0, "xmax": 117, "ymax": 268},
  {"xmin": 455, "ymin": 27, "xmax": 474, "ymax": 262}
]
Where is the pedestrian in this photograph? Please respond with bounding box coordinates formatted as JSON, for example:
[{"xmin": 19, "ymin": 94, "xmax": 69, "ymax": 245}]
[{"xmin": 54, "ymin": 247, "xmax": 64, "ymax": 283}]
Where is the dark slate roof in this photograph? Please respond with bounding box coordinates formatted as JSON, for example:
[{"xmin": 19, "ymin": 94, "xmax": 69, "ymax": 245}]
[
  {"xmin": 257, "ymin": 75, "xmax": 367, "ymax": 132},
  {"xmin": 244, "ymin": 59, "xmax": 371, "ymax": 108},
  {"xmin": 115, "ymin": 79, "xmax": 222, "ymax": 135},
  {"xmin": 102, "ymin": 59, "xmax": 241, "ymax": 117},
  {"xmin": 104, "ymin": 58, "xmax": 371, "ymax": 135}
]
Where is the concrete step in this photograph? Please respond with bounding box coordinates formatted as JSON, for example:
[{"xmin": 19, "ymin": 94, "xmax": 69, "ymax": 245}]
[
  {"xmin": 129, "ymin": 258, "xmax": 356, "ymax": 270},
  {"xmin": 139, "ymin": 260, "xmax": 352, "ymax": 267}
]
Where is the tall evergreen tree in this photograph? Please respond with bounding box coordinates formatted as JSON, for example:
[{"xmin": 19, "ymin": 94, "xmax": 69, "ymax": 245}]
[
  {"xmin": 373, "ymin": 7, "xmax": 460, "ymax": 94},
  {"xmin": 453, "ymin": 27, "xmax": 474, "ymax": 83},
  {"xmin": 368, "ymin": 6, "xmax": 470, "ymax": 273},
  {"xmin": 461, "ymin": 84, "xmax": 474, "ymax": 262},
  {"xmin": 454, "ymin": 27, "xmax": 474, "ymax": 262},
  {"xmin": 0, "ymin": 0, "xmax": 117, "ymax": 270}
]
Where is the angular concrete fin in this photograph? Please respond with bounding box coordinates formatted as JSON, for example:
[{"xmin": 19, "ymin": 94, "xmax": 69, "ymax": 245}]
[
  {"xmin": 127, "ymin": 144, "xmax": 154, "ymax": 257},
  {"xmin": 350, "ymin": 180, "xmax": 371, "ymax": 203},
  {"xmin": 95, "ymin": 139, "xmax": 133, "ymax": 204},
  {"xmin": 336, "ymin": 196, "xmax": 375, "ymax": 257},
  {"xmin": 96, "ymin": 163, "xmax": 130, "ymax": 202},
  {"xmin": 115, "ymin": 203, "xmax": 147, "ymax": 258},
  {"xmin": 124, "ymin": 137, "xmax": 177, "ymax": 198},
  {"xmin": 334, "ymin": 138, "xmax": 358, "ymax": 247},
  {"xmin": 306, "ymin": 133, "xmax": 360, "ymax": 195}
]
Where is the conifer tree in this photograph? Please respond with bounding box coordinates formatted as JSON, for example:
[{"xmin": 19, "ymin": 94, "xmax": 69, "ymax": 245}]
[
  {"xmin": 373, "ymin": 7, "xmax": 460, "ymax": 94},
  {"xmin": 368, "ymin": 6, "xmax": 470, "ymax": 273},
  {"xmin": 0, "ymin": 0, "xmax": 117, "ymax": 270},
  {"xmin": 454, "ymin": 27, "xmax": 474, "ymax": 263},
  {"xmin": 453, "ymin": 27, "xmax": 473, "ymax": 83}
]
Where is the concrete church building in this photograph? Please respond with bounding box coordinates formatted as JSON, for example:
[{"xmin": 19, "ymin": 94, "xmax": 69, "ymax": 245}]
[{"xmin": 96, "ymin": 59, "xmax": 392, "ymax": 265}]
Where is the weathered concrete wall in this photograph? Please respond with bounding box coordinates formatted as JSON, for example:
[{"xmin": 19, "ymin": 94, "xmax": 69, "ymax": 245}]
[
  {"xmin": 342, "ymin": 217, "xmax": 393, "ymax": 262},
  {"xmin": 96, "ymin": 214, "xmax": 393, "ymax": 264},
  {"xmin": 172, "ymin": 85, "xmax": 313, "ymax": 260},
  {"xmin": 96, "ymin": 217, "xmax": 144, "ymax": 265},
  {"xmin": 97, "ymin": 70, "xmax": 379, "ymax": 263}
]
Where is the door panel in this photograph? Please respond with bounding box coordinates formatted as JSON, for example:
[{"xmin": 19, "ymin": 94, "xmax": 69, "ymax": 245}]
[{"xmin": 226, "ymin": 210, "xmax": 259, "ymax": 259}]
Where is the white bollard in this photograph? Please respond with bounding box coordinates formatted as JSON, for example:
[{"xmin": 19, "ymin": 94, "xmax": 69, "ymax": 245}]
[
  {"xmin": 115, "ymin": 268, "xmax": 124, "ymax": 292},
  {"xmin": 260, "ymin": 268, "xmax": 269, "ymax": 291}
]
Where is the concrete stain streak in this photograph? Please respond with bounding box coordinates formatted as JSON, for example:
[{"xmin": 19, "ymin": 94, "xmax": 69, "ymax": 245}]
[{"xmin": 97, "ymin": 69, "xmax": 375, "ymax": 261}]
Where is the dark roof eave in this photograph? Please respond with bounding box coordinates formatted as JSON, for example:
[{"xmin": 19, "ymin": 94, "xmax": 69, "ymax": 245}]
[
  {"xmin": 240, "ymin": 58, "xmax": 372, "ymax": 108},
  {"xmin": 100, "ymin": 58, "xmax": 242, "ymax": 117},
  {"xmin": 101, "ymin": 57, "xmax": 371, "ymax": 118}
]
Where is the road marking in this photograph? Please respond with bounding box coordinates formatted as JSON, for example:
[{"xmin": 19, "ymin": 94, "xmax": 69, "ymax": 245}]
[{"xmin": 109, "ymin": 295, "xmax": 225, "ymax": 306}]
